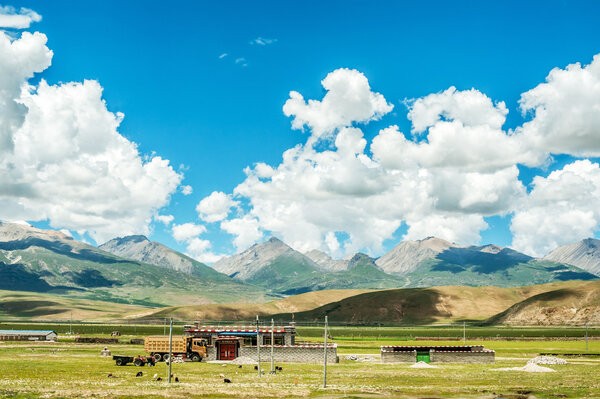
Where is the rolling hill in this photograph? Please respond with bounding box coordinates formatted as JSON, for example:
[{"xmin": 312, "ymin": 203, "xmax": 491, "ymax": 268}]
[
  {"xmin": 484, "ymin": 280, "xmax": 600, "ymax": 325},
  {"xmin": 0, "ymin": 289, "xmax": 148, "ymax": 320},
  {"xmin": 131, "ymin": 288, "xmax": 376, "ymax": 321},
  {"xmin": 269, "ymin": 281, "xmax": 599, "ymax": 325}
]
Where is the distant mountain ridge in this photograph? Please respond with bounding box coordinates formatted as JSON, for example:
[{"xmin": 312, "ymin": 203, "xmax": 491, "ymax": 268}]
[
  {"xmin": 99, "ymin": 235, "xmax": 228, "ymax": 280},
  {"xmin": 544, "ymin": 238, "xmax": 600, "ymax": 276},
  {"xmin": 209, "ymin": 235, "xmax": 597, "ymax": 293}
]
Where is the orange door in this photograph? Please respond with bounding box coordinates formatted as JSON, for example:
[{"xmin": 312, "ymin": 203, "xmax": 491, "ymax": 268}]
[{"xmin": 219, "ymin": 343, "xmax": 236, "ymax": 360}]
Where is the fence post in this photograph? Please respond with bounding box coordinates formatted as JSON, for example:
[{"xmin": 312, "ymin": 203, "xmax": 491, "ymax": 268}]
[{"xmin": 323, "ymin": 315, "xmax": 328, "ymax": 388}]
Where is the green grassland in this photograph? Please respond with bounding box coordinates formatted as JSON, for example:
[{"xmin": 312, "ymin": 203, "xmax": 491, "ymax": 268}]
[{"xmin": 0, "ymin": 332, "xmax": 599, "ymax": 398}]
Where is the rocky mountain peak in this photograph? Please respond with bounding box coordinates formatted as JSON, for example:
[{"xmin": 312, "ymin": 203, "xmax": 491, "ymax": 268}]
[
  {"xmin": 0, "ymin": 222, "xmax": 73, "ymax": 243},
  {"xmin": 99, "ymin": 234, "xmax": 218, "ymax": 276},
  {"xmin": 212, "ymin": 236, "xmax": 301, "ymax": 280}
]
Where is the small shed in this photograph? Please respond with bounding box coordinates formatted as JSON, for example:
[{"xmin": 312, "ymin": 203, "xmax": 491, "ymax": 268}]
[
  {"xmin": 0, "ymin": 330, "xmax": 58, "ymax": 342},
  {"xmin": 381, "ymin": 345, "xmax": 494, "ymax": 363}
]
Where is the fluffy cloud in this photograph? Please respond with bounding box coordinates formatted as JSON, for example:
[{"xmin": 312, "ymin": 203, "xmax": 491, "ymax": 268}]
[
  {"xmin": 408, "ymin": 87, "xmax": 508, "ymax": 133},
  {"xmin": 0, "ymin": 31, "xmax": 52, "ymax": 153},
  {"xmin": 220, "ymin": 215, "xmax": 263, "ymax": 251},
  {"xmin": 196, "ymin": 191, "xmax": 238, "ymax": 223},
  {"xmin": 0, "ymin": 30, "xmax": 182, "ymax": 243},
  {"xmin": 171, "ymin": 222, "xmax": 223, "ymax": 263},
  {"xmin": 0, "ymin": 5, "xmax": 41, "ymax": 29},
  {"xmin": 214, "ymin": 59, "xmax": 600, "ymax": 257},
  {"xmin": 403, "ymin": 214, "xmax": 488, "ymax": 245},
  {"xmin": 185, "ymin": 237, "xmax": 224, "ymax": 263},
  {"xmin": 511, "ymin": 160, "xmax": 600, "ymax": 256},
  {"xmin": 518, "ymin": 54, "xmax": 600, "ymax": 157},
  {"xmin": 172, "ymin": 223, "xmax": 206, "ymax": 242},
  {"xmin": 181, "ymin": 185, "xmax": 193, "ymax": 195},
  {"xmin": 154, "ymin": 214, "xmax": 174, "ymax": 225},
  {"xmin": 283, "ymin": 68, "xmax": 393, "ymax": 139}
]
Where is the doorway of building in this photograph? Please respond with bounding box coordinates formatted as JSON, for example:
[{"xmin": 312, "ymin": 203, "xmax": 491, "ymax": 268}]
[
  {"xmin": 416, "ymin": 350, "xmax": 430, "ymax": 363},
  {"xmin": 218, "ymin": 342, "xmax": 237, "ymax": 360}
]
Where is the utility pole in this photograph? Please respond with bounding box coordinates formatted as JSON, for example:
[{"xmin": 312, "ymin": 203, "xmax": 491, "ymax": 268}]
[
  {"xmin": 69, "ymin": 312, "xmax": 72, "ymax": 335},
  {"xmin": 164, "ymin": 318, "xmax": 166, "ymax": 335},
  {"xmin": 256, "ymin": 315, "xmax": 261, "ymax": 377},
  {"xmin": 586, "ymin": 323, "xmax": 589, "ymax": 352},
  {"xmin": 323, "ymin": 315, "xmax": 328, "ymax": 388},
  {"xmin": 463, "ymin": 322, "xmax": 466, "ymax": 345},
  {"xmin": 167, "ymin": 318, "xmax": 173, "ymax": 383},
  {"xmin": 270, "ymin": 318, "xmax": 275, "ymax": 374}
]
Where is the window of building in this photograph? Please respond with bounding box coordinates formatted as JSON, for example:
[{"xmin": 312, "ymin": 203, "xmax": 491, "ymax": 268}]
[{"xmin": 263, "ymin": 335, "xmax": 285, "ymax": 345}]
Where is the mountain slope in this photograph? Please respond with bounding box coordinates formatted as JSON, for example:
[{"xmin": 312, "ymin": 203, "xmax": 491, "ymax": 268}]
[
  {"xmin": 544, "ymin": 238, "xmax": 600, "ymax": 276},
  {"xmin": 0, "ymin": 222, "xmax": 268, "ymax": 306},
  {"xmin": 376, "ymin": 237, "xmax": 455, "ymax": 275},
  {"xmin": 485, "ymin": 280, "xmax": 600, "ymax": 325},
  {"xmin": 270, "ymin": 281, "xmax": 597, "ymax": 325},
  {"xmin": 99, "ymin": 235, "xmax": 228, "ymax": 280},
  {"xmin": 212, "ymin": 237, "xmax": 308, "ymax": 280}
]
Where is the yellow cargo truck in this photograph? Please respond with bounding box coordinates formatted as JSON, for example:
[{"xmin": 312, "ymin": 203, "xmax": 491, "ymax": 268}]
[{"xmin": 144, "ymin": 336, "xmax": 207, "ymax": 362}]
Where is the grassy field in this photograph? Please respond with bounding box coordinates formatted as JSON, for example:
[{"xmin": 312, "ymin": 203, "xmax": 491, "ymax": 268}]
[{"xmin": 0, "ymin": 326, "xmax": 599, "ymax": 398}]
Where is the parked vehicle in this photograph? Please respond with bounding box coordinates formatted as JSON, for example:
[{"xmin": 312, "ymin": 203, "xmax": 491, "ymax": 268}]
[
  {"xmin": 113, "ymin": 355, "xmax": 155, "ymax": 366},
  {"xmin": 144, "ymin": 336, "xmax": 207, "ymax": 362}
]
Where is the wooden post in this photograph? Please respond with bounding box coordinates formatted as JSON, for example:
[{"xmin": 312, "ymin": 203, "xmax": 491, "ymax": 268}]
[
  {"xmin": 323, "ymin": 315, "xmax": 328, "ymax": 388},
  {"xmin": 256, "ymin": 315, "xmax": 261, "ymax": 377},
  {"xmin": 167, "ymin": 318, "xmax": 173, "ymax": 383},
  {"xmin": 270, "ymin": 318, "xmax": 275, "ymax": 373}
]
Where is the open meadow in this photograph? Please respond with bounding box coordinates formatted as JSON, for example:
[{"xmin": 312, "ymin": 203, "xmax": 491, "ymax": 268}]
[{"xmin": 0, "ymin": 325, "xmax": 599, "ymax": 398}]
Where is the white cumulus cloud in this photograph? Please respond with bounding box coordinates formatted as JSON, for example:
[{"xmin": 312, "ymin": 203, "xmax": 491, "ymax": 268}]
[
  {"xmin": 220, "ymin": 215, "xmax": 263, "ymax": 251},
  {"xmin": 0, "ymin": 30, "xmax": 182, "ymax": 243},
  {"xmin": 511, "ymin": 160, "xmax": 600, "ymax": 257},
  {"xmin": 0, "ymin": 5, "xmax": 41, "ymax": 29},
  {"xmin": 518, "ymin": 54, "xmax": 600, "ymax": 157},
  {"xmin": 181, "ymin": 185, "xmax": 193, "ymax": 195},
  {"xmin": 154, "ymin": 214, "xmax": 174, "ymax": 225},
  {"xmin": 196, "ymin": 191, "xmax": 238, "ymax": 223},
  {"xmin": 172, "ymin": 223, "xmax": 206, "ymax": 242},
  {"xmin": 283, "ymin": 68, "xmax": 393, "ymax": 139}
]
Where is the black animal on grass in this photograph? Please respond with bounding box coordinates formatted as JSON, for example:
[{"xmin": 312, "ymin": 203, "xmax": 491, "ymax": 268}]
[
  {"xmin": 224, "ymin": 378, "xmax": 232, "ymax": 383},
  {"xmin": 238, "ymin": 365, "xmax": 242, "ymax": 368},
  {"xmin": 175, "ymin": 377, "xmax": 179, "ymax": 382},
  {"xmin": 276, "ymin": 366, "xmax": 283, "ymax": 371},
  {"xmin": 156, "ymin": 377, "xmax": 162, "ymax": 381},
  {"xmin": 135, "ymin": 371, "xmax": 143, "ymax": 377},
  {"xmin": 254, "ymin": 365, "xmax": 258, "ymax": 370}
]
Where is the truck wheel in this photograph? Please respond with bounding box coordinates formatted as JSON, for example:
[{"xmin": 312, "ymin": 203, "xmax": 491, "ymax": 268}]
[
  {"xmin": 163, "ymin": 354, "xmax": 170, "ymax": 362},
  {"xmin": 116, "ymin": 358, "xmax": 124, "ymax": 366},
  {"xmin": 153, "ymin": 353, "xmax": 162, "ymax": 362},
  {"xmin": 191, "ymin": 354, "xmax": 201, "ymax": 362},
  {"xmin": 134, "ymin": 358, "xmax": 144, "ymax": 367}
]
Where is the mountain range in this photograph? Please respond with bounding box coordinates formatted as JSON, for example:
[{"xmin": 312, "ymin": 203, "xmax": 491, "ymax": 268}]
[
  {"xmin": 210, "ymin": 235, "xmax": 597, "ymax": 294},
  {"xmin": 1, "ymin": 221, "xmax": 599, "ymax": 307},
  {"xmin": 0, "ymin": 222, "xmax": 268, "ymax": 307}
]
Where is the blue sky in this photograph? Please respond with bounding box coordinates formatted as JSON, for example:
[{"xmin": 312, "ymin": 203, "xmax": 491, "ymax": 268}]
[{"xmin": 2, "ymin": 0, "xmax": 600, "ymax": 261}]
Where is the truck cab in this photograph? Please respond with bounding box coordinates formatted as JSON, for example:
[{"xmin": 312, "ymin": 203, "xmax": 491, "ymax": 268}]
[{"xmin": 188, "ymin": 338, "xmax": 207, "ymax": 362}]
